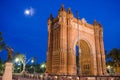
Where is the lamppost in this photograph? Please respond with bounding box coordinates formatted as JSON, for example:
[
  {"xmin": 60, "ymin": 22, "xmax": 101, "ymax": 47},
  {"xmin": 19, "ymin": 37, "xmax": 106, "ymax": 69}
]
[
  {"xmin": 14, "ymin": 58, "xmax": 22, "ymax": 73},
  {"xmin": 18, "ymin": 63, "xmax": 21, "ymax": 72},
  {"xmin": 30, "ymin": 58, "xmax": 36, "ymax": 73},
  {"xmin": 107, "ymin": 65, "xmax": 115, "ymax": 75},
  {"xmin": 40, "ymin": 63, "xmax": 46, "ymax": 73}
]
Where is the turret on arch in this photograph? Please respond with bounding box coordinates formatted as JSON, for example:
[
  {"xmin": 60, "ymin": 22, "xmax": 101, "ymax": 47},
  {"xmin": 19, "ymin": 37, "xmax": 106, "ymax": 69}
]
[{"xmin": 46, "ymin": 5, "xmax": 106, "ymax": 76}]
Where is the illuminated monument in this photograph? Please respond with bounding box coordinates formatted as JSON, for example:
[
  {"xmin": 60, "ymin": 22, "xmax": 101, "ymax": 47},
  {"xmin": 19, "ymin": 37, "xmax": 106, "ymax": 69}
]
[{"xmin": 46, "ymin": 5, "xmax": 106, "ymax": 76}]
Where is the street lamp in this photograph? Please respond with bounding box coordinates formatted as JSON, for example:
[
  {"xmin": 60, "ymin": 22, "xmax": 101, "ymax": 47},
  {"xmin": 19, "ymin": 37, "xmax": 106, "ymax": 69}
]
[
  {"xmin": 14, "ymin": 58, "xmax": 22, "ymax": 73},
  {"xmin": 15, "ymin": 58, "xmax": 19, "ymax": 62},
  {"xmin": 40, "ymin": 63, "xmax": 46, "ymax": 73},
  {"xmin": 107, "ymin": 65, "xmax": 111, "ymax": 69},
  {"xmin": 31, "ymin": 59, "xmax": 34, "ymax": 63},
  {"xmin": 107, "ymin": 65, "xmax": 112, "ymax": 74},
  {"xmin": 18, "ymin": 63, "xmax": 22, "ymax": 72},
  {"xmin": 41, "ymin": 64, "xmax": 46, "ymax": 68},
  {"xmin": 30, "ymin": 58, "xmax": 36, "ymax": 73}
]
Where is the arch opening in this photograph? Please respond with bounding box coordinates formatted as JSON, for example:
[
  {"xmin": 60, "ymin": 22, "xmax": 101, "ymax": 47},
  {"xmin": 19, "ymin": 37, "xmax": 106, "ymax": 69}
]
[{"xmin": 75, "ymin": 40, "xmax": 93, "ymax": 75}]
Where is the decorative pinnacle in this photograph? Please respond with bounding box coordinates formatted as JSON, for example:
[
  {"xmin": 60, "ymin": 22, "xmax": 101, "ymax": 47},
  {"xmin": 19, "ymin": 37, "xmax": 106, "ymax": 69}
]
[
  {"xmin": 68, "ymin": 8, "xmax": 72, "ymax": 14},
  {"xmin": 76, "ymin": 11, "xmax": 79, "ymax": 19},
  {"xmin": 49, "ymin": 14, "xmax": 53, "ymax": 20},
  {"xmin": 59, "ymin": 4, "xmax": 66, "ymax": 11},
  {"xmin": 93, "ymin": 20, "xmax": 102, "ymax": 27},
  {"xmin": 61, "ymin": 4, "xmax": 64, "ymax": 8},
  {"xmin": 93, "ymin": 20, "xmax": 97, "ymax": 25},
  {"xmin": 94, "ymin": 20, "xmax": 97, "ymax": 23}
]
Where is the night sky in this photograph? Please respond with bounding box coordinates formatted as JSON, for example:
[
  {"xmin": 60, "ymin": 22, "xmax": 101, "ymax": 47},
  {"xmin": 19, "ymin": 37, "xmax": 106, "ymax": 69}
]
[{"xmin": 0, "ymin": 0, "xmax": 120, "ymax": 63}]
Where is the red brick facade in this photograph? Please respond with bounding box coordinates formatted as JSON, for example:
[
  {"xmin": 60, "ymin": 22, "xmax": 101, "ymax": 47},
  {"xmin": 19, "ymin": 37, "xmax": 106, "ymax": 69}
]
[{"xmin": 46, "ymin": 5, "xmax": 106, "ymax": 76}]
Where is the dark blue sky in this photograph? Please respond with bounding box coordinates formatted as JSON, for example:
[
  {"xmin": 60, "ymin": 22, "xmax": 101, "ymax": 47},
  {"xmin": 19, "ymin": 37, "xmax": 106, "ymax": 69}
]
[{"xmin": 0, "ymin": 0, "xmax": 120, "ymax": 63}]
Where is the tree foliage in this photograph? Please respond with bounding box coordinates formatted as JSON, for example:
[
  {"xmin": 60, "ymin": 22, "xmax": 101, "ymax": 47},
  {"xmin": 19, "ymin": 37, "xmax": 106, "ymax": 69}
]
[
  {"xmin": 107, "ymin": 48, "xmax": 120, "ymax": 67},
  {"xmin": 0, "ymin": 32, "xmax": 6, "ymax": 51},
  {"xmin": 13, "ymin": 52, "xmax": 26, "ymax": 63}
]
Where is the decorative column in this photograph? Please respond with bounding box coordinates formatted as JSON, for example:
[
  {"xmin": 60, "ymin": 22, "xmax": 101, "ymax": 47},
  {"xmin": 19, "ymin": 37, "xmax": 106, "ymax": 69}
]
[
  {"xmin": 67, "ymin": 8, "xmax": 76, "ymax": 75},
  {"xmin": 58, "ymin": 5, "xmax": 67, "ymax": 75},
  {"xmin": 99, "ymin": 27, "xmax": 107, "ymax": 75},
  {"xmin": 93, "ymin": 20, "xmax": 102, "ymax": 75},
  {"xmin": 51, "ymin": 5, "xmax": 67, "ymax": 75},
  {"xmin": 46, "ymin": 14, "xmax": 53, "ymax": 73}
]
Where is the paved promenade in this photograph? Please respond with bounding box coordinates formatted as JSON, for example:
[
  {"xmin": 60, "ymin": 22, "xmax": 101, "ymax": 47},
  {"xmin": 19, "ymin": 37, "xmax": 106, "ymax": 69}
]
[{"xmin": 1, "ymin": 75, "xmax": 120, "ymax": 80}]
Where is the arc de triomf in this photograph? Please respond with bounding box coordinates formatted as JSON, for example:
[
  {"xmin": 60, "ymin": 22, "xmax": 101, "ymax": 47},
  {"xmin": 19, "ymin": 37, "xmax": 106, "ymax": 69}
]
[{"xmin": 46, "ymin": 5, "xmax": 106, "ymax": 76}]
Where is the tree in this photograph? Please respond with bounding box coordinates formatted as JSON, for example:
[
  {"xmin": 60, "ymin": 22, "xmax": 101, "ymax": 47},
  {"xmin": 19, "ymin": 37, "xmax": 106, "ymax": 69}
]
[
  {"xmin": 13, "ymin": 53, "xmax": 36, "ymax": 73},
  {"xmin": 0, "ymin": 57, "xmax": 2, "ymax": 70},
  {"xmin": 107, "ymin": 48, "xmax": 120, "ymax": 67},
  {"xmin": 0, "ymin": 57, "xmax": 5, "ymax": 74},
  {"xmin": 0, "ymin": 32, "xmax": 5, "ymax": 51},
  {"xmin": 0, "ymin": 32, "xmax": 13, "ymax": 61}
]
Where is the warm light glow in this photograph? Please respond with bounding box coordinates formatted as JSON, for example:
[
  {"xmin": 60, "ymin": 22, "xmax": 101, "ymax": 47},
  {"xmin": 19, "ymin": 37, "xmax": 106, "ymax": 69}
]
[
  {"xmin": 41, "ymin": 64, "xmax": 45, "ymax": 68},
  {"xmin": 76, "ymin": 77, "xmax": 79, "ymax": 79},
  {"xmin": 40, "ymin": 75, "xmax": 43, "ymax": 78},
  {"xmin": 55, "ymin": 76, "xmax": 57, "ymax": 78},
  {"xmin": 15, "ymin": 58, "xmax": 19, "ymax": 62},
  {"xmin": 107, "ymin": 65, "xmax": 111, "ymax": 69},
  {"xmin": 68, "ymin": 76, "xmax": 72, "ymax": 79}
]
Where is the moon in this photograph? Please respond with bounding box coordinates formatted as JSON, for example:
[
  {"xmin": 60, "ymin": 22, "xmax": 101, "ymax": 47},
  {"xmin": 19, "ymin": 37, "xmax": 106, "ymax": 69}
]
[
  {"xmin": 24, "ymin": 7, "xmax": 34, "ymax": 16},
  {"xmin": 24, "ymin": 9, "xmax": 30, "ymax": 15}
]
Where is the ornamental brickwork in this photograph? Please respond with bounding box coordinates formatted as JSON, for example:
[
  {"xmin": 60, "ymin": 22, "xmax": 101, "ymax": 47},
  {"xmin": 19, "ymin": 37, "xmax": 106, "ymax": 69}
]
[{"xmin": 46, "ymin": 5, "xmax": 106, "ymax": 76}]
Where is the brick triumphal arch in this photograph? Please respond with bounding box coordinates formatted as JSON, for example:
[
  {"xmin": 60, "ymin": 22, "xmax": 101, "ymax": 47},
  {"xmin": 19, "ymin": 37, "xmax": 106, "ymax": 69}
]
[{"xmin": 46, "ymin": 5, "xmax": 106, "ymax": 76}]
